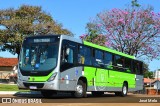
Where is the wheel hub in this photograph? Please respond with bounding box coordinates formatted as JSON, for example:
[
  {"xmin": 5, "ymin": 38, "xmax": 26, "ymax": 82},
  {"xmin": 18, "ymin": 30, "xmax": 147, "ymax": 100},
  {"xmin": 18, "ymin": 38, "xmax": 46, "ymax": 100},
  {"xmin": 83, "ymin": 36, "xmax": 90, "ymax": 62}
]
[
  {"xmin": 76, "ymin": 85, "xmax": 83, "ymax": 94},
  {"xmin": 123, "ymin": 86, "xmax": 127, "ymax": 94}
]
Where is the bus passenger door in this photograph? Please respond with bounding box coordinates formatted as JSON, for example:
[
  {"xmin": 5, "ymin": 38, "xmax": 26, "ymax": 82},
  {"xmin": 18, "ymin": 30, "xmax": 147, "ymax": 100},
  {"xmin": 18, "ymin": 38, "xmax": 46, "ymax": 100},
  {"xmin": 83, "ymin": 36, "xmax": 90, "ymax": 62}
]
[
  {"xmin": 59, "ymin": 40, "xmax": 77, "ymax": 91},
  {"xmin": 95, "ymin": 68, "xmax": 107, "ymax": 91},
  {"xmin": 93, "ymin": 50, "xmax": 108, "ymax": 91}
]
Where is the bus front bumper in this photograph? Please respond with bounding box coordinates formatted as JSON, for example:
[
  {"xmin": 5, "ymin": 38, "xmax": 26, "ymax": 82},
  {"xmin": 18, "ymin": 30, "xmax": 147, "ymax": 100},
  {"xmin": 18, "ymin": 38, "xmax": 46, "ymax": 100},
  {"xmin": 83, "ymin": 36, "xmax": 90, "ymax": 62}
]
[{"xmin": 17, "ymin": 81, "xmax": 57, "ymax": 90}]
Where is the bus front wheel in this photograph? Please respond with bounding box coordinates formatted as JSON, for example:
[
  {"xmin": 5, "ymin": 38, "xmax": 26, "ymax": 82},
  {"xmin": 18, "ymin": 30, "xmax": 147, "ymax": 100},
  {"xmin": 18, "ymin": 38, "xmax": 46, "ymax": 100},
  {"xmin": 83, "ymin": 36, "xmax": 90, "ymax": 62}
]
[{"xmin": 73, "ymin": 80, "xmax": 87, "ymax": 98}]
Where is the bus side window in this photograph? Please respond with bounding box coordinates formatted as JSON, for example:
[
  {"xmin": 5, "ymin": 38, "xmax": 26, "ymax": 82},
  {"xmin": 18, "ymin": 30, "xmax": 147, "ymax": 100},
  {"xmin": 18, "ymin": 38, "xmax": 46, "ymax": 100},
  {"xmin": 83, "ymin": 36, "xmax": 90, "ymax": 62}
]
[
  {"xmin": 136, "ymin": 62, "xmax": 140, "ymax": 74},
  {"xmin": 133, "ymin": 61, "xmax": 140, "ymax": 74},
  {"xmin": 61, "ymin": 43, "xmax": 74, "ymax": 64},
  {"xmin": 65, "ymin": 48, "xmax": 73, "ymax": 63},
  {"xmin": 124, "ymin": 58, "xmax": 131, "ymax": 73},
  {"xmin": 140, "ymin": 62, "xmax": 143, "ymax": 75},
  {"xmin": 114, "ymin": 55, "xmax": 124, "ymax": 71},
  {"xmin": 132, "ymin": 60, "xmax": 136, "ymax": 74},
  {"xmin": 78, "ymin": 45, "xmax": 91, "ymax": 65},
  {"xmin": 83, "ymin": 46, "xmax": 91, "ymax": 65},
  {"xmin": 94, "ymin": 50, "xmax": 104, "ymax": 67},
  {"xmin": 78, "ymin": 45, "xmax": 85, "ymax": 64},
  {"xmin": 136, "ymin": 61, "xmax": 143, "ymax": 75},
  {"xmin": 104, "ymin": 52, "xmax": 113, "ymax": 69}
]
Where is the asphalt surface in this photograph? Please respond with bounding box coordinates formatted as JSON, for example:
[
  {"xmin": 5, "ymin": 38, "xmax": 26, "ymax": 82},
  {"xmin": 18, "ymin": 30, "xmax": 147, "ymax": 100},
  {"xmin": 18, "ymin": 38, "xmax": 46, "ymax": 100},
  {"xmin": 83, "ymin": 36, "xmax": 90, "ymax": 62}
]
[{"xmin": 0, "ymin": 92, "xmax": 160, "ymax": 103}]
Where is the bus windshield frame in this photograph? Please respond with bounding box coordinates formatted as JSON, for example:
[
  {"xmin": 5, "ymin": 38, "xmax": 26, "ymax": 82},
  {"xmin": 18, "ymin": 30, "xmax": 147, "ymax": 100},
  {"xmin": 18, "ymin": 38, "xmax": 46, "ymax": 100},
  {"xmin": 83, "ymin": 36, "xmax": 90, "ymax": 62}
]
[{"xmin": 19, "ymin": 35, "xmax": 60, "ymax": 76}]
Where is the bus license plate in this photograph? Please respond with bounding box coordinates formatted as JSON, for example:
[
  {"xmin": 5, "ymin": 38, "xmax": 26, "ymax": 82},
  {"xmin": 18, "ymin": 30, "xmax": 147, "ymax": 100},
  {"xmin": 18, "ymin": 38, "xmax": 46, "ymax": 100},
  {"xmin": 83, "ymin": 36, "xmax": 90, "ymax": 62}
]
[{"xmin": 29, "ymin": 86, "xmax": 37, "ymax": 89}]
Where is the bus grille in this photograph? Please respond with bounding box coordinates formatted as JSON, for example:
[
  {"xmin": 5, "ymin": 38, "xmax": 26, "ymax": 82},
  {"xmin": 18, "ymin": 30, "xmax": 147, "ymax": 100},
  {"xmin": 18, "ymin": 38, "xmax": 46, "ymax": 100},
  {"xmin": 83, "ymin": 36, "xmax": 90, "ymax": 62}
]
[{"xmin": 23, "ymin": 83, "xmax": 44, "ymax": 88}]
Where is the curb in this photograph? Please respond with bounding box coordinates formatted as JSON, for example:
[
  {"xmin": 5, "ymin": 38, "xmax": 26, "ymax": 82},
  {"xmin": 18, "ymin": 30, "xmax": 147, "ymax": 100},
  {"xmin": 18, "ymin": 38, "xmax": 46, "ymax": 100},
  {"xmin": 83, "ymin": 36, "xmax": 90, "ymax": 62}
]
[
  {"xmin": 0, "ymin": 91, "xmax": 41, "ymax": 95},
  {"xmin": 0, "ymin": 91, "xmax": 17, "ymax": 95},
  {"xmin": 0, "ymin": 91, "xmax": 92, "ymax": 95}
]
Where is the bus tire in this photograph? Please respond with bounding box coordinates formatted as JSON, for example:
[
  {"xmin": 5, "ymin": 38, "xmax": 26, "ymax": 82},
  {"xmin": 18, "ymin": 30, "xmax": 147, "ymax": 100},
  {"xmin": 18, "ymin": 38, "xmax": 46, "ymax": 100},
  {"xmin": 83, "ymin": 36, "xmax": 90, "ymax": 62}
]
[
  {"xmin": 41, "ymin": 90, "xmax": 56, "ymax": 98},
  {"xmin": 73, "ymin": 80, "xmax": 87, "ymax": 98},
  {"xmin": 92, "ymin": 91, "xmax": 104, "ymax": 96},
  {"xmin": 120, "ymin": 83, "xmax": 128, "ymax": 97}
]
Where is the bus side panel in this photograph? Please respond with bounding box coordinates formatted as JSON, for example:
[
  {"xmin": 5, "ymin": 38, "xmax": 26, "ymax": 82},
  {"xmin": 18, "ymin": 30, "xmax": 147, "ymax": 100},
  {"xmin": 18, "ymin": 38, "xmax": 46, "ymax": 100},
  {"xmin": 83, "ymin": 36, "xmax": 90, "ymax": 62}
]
[
  {"xmin": 84, "ymin": 67, "xmax": 96, "ymax": 87},
  {"xmin": 95, "ymin": 68, "xmax": 108, "ymax": 87},
  {"xmin": 84, "ymin": 66, "xmax": 136, "ymax": 92},
  {"xmin": 108, "ymin": 71, "xmax": 135, "ymax": 88},
  {"xmin": 108, "ymin": 70, "xmax": 118, "ymax": 87},
  {"xmin": 84, "ymin": 67, "xmax": 109, "ymax": 91},
  {"xmin": 135, "ymin": 75, "xmax": 143, "ymax": 91},
  {"xmin": 59, "ymin": 67, "xmax": 83, "ymax": 91},
  {"xmin": 126, "ymin": 73, "xmax": 136, "ymax": 89}
]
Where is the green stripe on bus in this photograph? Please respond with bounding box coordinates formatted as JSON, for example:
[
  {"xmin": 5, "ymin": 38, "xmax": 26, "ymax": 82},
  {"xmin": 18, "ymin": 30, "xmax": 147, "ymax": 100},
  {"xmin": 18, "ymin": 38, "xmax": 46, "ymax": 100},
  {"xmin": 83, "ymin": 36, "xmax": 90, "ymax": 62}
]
[
  {"xmin": 28, "ymin": 71, "xmax": 53, "ymax": 82},
  {"xmin": 83, "ymin": 41, "xmax": 135, "ymax": 59}
]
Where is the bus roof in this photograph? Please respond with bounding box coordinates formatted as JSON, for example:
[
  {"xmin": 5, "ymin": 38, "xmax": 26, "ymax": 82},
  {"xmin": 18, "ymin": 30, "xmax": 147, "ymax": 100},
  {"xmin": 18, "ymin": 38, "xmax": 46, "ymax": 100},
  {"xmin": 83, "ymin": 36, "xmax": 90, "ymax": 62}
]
[
  {"xmin": 24, "ymin": 35, "xmax": 60, "ymax": 38},
  {"xmin": 83, "ymin": 41, "xmax": 135, "ymax": 59},
  {"xmin": 23, "ymin": 35, "xmax": 135, "ymax": 59}
]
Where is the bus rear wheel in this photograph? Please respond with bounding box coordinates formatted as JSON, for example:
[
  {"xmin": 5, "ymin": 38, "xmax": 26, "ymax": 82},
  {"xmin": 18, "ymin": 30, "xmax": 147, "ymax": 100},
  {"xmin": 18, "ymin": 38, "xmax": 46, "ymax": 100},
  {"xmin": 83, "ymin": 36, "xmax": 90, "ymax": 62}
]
[
  {"xmin": 73, "ymin": 80, "xmax": 87, "ymax": 98},
  {"xmin": 41, "ymin": 90, "xmax": 56, "ymax": 98},
  {"xmin": 121, "ymin": 83, "xmax": 128, "ymax": 97}
]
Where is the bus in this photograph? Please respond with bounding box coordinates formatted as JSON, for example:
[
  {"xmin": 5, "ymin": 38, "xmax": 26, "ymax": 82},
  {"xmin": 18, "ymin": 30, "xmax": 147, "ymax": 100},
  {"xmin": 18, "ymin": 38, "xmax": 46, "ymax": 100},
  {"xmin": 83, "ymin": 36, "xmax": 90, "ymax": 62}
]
[{"xmin": 17, "ymin": 35, "xmax": 143, "ymax": 98}]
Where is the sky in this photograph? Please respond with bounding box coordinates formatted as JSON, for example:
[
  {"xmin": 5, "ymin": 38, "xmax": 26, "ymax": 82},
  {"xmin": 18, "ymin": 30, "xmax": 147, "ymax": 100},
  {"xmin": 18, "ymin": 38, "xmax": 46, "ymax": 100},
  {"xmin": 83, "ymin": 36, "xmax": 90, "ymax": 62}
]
[{"xmin": 0, "ymin": 0, "xmax": 160, "ymax": 71}]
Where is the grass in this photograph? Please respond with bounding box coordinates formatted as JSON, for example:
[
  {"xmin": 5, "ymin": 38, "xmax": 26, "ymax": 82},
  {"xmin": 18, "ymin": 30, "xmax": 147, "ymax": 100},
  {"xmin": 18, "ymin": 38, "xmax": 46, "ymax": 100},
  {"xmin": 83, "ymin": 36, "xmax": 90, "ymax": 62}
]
[{"xmin": 0, "ymin": 84, "xmax": 29, "ymax": 91}]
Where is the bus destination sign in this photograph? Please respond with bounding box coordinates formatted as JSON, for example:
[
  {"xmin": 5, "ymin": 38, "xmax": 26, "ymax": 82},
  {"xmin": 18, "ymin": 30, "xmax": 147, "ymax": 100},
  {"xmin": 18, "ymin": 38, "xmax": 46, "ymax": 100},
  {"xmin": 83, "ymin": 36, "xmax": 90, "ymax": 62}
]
[{"xmin": 34, "ymin": 38, "xmax": 51, "ymax": 43}]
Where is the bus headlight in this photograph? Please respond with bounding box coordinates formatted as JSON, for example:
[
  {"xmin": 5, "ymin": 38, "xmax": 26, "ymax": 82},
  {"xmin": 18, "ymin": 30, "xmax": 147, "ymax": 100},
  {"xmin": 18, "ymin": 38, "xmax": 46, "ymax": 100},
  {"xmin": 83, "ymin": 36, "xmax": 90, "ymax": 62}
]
[{"xmin": 48, "ymin": 72, "xmax": 57, "ymax": 82}]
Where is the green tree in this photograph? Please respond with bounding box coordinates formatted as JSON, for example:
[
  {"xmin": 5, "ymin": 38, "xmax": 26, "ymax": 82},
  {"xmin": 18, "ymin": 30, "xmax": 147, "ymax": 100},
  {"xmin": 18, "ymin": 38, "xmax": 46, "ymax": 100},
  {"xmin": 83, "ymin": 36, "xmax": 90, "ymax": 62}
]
[
  {"xmin": 144, "ymin": 71, "xmax": 154, "ymax": 79},
  {"xmin": 143, "ymin": 62, "xmax": 149, "ymax": 74},
  {"xmin": 143, "ymin": 63, "xmax": 150, "ymax": 77},
  {"xmin": 143, "ymin": 62, "xmax": 154, "ymax": 79},
  {"xmin": 80, "ymin": 23, "xmax": 106, "ymax": 46},
  {"xmin": 0, "ymin": 5, "xmax": 72, "ymax": 57},
  {"xmin": 131, "ymin": 0, "xmax": 140, "ymax": 7}
]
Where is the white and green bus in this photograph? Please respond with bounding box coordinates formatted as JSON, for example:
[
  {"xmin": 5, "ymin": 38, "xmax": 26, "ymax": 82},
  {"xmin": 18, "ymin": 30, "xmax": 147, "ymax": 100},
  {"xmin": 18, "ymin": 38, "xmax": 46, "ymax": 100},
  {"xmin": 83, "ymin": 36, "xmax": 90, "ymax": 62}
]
[{"xmin": 17, "ymin": 35, "xmax": 143, "ymax": 97}]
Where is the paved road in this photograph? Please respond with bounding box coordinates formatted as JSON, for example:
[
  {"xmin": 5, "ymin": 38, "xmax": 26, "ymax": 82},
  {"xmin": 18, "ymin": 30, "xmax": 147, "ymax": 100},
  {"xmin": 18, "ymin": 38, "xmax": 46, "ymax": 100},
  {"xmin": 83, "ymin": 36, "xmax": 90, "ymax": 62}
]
[{"xmin": 0, "ymin": 92, "xmax": 160, "ymax": 103}]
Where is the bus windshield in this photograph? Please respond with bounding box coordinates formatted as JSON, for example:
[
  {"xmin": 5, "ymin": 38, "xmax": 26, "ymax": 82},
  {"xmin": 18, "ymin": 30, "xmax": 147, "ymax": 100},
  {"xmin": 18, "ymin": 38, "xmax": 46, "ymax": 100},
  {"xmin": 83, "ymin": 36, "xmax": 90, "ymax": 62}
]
[{"xmin": 19, "ymin": 37, "xmax": 59, "ymax": 72}]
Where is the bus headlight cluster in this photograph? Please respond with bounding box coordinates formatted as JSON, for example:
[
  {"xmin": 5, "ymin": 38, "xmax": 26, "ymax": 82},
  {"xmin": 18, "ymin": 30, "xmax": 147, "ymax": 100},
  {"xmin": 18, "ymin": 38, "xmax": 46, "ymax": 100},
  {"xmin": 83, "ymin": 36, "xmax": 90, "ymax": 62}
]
[{"xmin": 48, "ymin": 72, "xmax": 57, "ymax": 82}]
